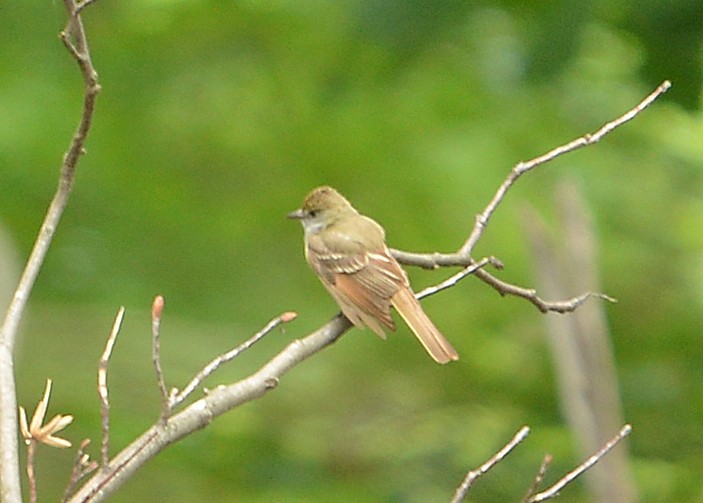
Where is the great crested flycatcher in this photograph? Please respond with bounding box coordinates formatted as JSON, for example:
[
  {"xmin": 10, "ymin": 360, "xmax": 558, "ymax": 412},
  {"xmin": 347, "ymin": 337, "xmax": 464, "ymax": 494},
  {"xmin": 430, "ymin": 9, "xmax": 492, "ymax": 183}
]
[{"xmin": 289, "ymin": 186, "xmax": 459, "ymax": 364}]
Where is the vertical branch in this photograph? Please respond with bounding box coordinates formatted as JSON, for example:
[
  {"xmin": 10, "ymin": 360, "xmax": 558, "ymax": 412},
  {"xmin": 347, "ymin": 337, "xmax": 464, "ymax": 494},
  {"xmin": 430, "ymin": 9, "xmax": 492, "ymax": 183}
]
[
  {"xmin": 151, "ymin": 296, "xmax": 170, "ymax": 421},
  {"xmin": 0, "ymin": 2, "xmax": 101, "ymax": 501},
  {"xmin": 98, "ymin": 307, "xmax": 124, "ymax": 469},
  {"xmin": 26, "ymin": 441, "xmax": 38, "ymax": 503}
]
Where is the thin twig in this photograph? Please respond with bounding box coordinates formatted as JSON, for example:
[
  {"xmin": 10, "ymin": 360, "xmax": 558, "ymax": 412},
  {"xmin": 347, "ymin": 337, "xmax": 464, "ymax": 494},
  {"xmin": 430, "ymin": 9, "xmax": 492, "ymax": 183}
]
[
  {"xmin": 394, "ymin": 247, "xmax": 617, "ymax": 313},
  {"xmin": 151, "ymin": 296, "xmax": 170, "ymax": 421},
  {"xmin": 416, "ymin": 256, "xmax": 501, "ymax": 300},
  {"xmin": 392, "ymin": 81, "xmax": 671, "ymax": 315},
  {"xmin": 523, "ymin": 455, "xmax": 553, "ymax": 502},
  {"xmin": 98, "ymin": 307, "xmax": 125, "ymax": 469},
  {"xmin": 169, "ymin": 312, "xmax": 297, "ymax": 410},
  {"xmin": 451, "ymin": 426, "xmax": 530, "ymax": 503},
  {"xmin": 0, "ymin": 2, "xmax": 101, "ymax": 500},
  {"xmin": 26, "ymin": 441, "xmax": 37, "ymax": 503},
  {"xmin": 62, "ymin": 439, "xmax": 98, "ymax": 503},
  {"xmin": 474, "ymin": 268, "xmax": 617, "ymax": 313},
  {"xmin": 459, "ymin": 80, "xmax": 671, "ymax": 256},
  {"xmin": 66, "ymin": 84, "xmax": 667, "ymax": 503},
  {"xmin": 527, "ymin": 424, "xmax": 633, "ymax": 502},
  {"xmin": 75, "ymin": 0, "xmax": 101, "ymax": 15}
]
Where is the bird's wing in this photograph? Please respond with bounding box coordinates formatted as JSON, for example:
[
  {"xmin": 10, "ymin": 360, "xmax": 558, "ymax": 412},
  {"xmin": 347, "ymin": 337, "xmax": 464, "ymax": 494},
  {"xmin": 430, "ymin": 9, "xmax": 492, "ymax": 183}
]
[{"xmin": 307, "ymin": 230, "xmax": 407, "ymax": 331}]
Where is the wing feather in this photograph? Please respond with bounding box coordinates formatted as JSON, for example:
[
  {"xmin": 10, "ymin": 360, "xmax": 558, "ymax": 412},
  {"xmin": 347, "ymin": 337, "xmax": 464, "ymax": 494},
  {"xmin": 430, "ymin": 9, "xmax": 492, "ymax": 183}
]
[{"xmin": 307, "ymin": 230, "xmax": 407, "ymax": 335}]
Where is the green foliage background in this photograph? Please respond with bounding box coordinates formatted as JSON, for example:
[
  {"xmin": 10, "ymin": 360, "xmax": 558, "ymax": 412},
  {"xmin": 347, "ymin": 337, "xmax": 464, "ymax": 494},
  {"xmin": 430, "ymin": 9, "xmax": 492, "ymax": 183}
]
[{"xmin": 1, "ymin": 1, "xmax": 702, "ymax": 501}]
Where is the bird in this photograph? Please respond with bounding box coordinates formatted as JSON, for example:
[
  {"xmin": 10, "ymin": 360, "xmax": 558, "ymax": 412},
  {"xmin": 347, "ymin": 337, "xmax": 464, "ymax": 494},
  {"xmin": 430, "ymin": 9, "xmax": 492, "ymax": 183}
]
[{"xmin": 288, "ymin": 186, "xmax": 459, "ymax": 364}]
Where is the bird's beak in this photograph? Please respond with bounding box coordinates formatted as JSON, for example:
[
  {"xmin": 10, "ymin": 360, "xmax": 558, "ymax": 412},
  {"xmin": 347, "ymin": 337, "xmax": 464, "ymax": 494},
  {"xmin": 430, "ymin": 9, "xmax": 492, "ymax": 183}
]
[{"xmin": 287, "ymin": 208, "xmax": 306, "ymax": 220}]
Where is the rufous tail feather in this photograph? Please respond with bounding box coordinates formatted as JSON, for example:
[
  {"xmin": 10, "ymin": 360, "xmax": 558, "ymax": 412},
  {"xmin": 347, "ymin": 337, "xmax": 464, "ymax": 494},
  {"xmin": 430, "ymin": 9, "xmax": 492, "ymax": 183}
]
[{"xmin": 390, "ymin": 288, "xmax": 459, "ymax": 364}]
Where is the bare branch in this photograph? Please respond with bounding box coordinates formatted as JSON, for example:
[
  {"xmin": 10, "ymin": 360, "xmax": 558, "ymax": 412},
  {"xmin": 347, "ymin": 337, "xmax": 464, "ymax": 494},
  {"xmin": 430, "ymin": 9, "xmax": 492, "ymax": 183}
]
[
  {"xmin": 98, "ymin": 307, "xmax": 125, "ymax": 469},
  {"xmin": 459, "ymin": 80, "xmax": 671, "ymax": 257},
  {"xmin": 474, "ymin": 268, "xmax": 617, "ymax": 313},
  {"xmin": 62, "ymin": 439, "xmax": 98, "ymax": 503},
  {"xmin": 66, "ymin": 83, "xmax": 668, "ymax": 501},
  {"xmin": 390, "ymin": 249, "xmax": 477, "ymax": 270},
  {"xmin": 151, "ymin": 296, "xmax": 170, "ymax": 421},
  {"xmin": 26, "ymin": 441, "xmax": 37, "ymax": 503},
  {"xmin": 391, "ymin": 81, "xmax": 670, "ymax": 316},
  {"xmin": 68, "ymin": 315, "xmax": 346, "ymax": 503},
  {"xmin": 75, "ymin": 0, "xmax": 101, "ymax": 15},
  {"xmin": 523, "ymin": 455, "xmax": 552, "ymax": 503},
  {"xmin": 169, "ymin": 311, "xmax": 298, "ymax": 411},
  {"xmin": 451, "ymin": 426, "xmax": 530, "ymax": 503},
  {"xmin": 527, "ymin": 424, "xmax": 633, "ymax": 502},
  {"xmin": 416, "ymin": 256, "xmax": 502, "ymax": 300},
  {"xmin": 0, "ymin": 2, "xmax": 102, "ymax": 500},
  {"xmin": 393, "ymin": 247, "xmax": 616, "ymax": 314}
]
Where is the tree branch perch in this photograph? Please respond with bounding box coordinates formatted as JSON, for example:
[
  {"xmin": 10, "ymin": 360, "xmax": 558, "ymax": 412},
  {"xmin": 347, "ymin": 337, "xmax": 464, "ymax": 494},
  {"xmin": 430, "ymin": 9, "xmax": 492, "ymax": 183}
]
[
  {"xmin": 0, "ymin": 2, "xmax": 101, "ymax": 501},
  {"xmin": 66, "ymin": 81, "xmax": 669, "ymax": 501},
  {"xmin": 1, "ymin": 3, "xmax": 670, "ymax": 498}
]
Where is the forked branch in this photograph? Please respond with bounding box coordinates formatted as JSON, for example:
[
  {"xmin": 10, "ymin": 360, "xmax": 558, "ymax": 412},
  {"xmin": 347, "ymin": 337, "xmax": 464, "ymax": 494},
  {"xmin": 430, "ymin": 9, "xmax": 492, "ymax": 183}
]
[
  {"xmin": 67, "ymin": 82, "xmax": 668, "ymax": 502},
  {"xmin": 4, "ymin": 2, "xmax": 668, "ymax": 499},
  {"xmin": 392, "ymin": 79, "xmax": 671, "ymax": 313},
  {"xmin": 525, "ymin": 424, "xmax": 633, "ymax": 502},
  {"xmin": 450, "ymin": 424, "xmax": 632, "ymax": 502},
  {"xmin": 459, "ymin": 81, "xmax": 670, "ymax": 257},
  {"xmin": 0, "ymin": 1, "xmax": 101, "ymax": 501}
]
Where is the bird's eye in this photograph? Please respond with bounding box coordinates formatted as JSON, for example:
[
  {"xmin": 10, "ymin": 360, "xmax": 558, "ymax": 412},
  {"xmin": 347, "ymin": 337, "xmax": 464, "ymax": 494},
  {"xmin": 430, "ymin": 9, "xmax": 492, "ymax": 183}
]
[{"xmin": 309, "ymin": 210, "xmax": 318, "ymax": 218}]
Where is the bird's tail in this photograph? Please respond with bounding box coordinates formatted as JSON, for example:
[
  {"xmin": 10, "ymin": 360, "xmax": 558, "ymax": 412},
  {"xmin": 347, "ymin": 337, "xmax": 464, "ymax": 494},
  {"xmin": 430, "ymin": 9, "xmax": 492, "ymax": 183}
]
[{"xmin": 391, "ymin": 288, "xmax": 459, "ymax": 364}]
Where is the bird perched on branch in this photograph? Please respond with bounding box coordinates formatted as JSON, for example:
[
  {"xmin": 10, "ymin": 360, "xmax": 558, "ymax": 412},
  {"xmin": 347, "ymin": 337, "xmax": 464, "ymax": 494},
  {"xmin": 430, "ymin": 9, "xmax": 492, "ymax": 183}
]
[{"xmin": 289, "ymin": 186, "xmax": 459, "ymax": 364}]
